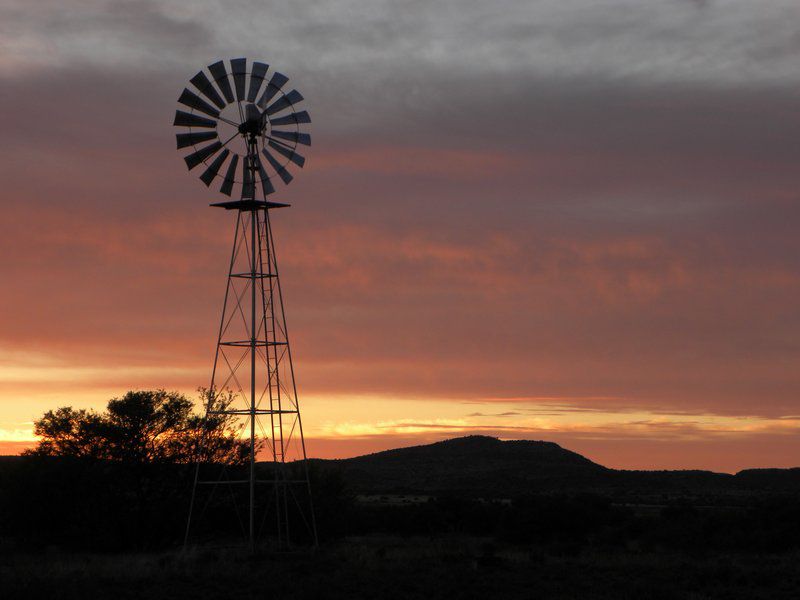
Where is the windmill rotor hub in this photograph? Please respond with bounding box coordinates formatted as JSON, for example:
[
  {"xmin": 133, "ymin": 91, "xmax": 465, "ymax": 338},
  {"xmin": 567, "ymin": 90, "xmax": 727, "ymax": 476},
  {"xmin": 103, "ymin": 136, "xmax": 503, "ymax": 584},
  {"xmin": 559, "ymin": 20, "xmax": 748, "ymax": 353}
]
[
  {"xmin": 238, "ymin": 118, "xmax": 261, "ymax": 137},
  {"xmin": 238, "ymin": 102, "xmax": 264, "ymax": 137}
]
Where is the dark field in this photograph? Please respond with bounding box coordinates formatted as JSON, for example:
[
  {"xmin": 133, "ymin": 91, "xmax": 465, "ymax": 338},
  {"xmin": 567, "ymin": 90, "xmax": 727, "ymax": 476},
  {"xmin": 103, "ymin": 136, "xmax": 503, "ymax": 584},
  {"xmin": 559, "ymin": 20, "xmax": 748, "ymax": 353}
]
[
  {"xmin": 3, "ymin": 437, "xmax": 800, "ymax": 599},
  {"xmin": 3, "ymin": 537, "xmax": 800, "ymax": 600}
]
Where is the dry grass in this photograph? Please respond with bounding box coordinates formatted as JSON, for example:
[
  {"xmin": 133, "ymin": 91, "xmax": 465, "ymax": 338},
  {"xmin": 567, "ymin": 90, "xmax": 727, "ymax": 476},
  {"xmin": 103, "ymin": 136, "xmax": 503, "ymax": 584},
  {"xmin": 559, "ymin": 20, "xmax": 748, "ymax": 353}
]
[{"xmin": 2, "ymin": 536, "xmax": 800, "ymax": 600}]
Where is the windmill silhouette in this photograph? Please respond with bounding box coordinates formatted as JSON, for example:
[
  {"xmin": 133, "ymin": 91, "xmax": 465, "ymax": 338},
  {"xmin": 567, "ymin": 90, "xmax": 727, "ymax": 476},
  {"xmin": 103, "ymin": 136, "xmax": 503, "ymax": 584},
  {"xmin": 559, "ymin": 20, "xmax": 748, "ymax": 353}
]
[{"xmin": 174, "ymin": 58, "xmax": 316, "ymax": 550}]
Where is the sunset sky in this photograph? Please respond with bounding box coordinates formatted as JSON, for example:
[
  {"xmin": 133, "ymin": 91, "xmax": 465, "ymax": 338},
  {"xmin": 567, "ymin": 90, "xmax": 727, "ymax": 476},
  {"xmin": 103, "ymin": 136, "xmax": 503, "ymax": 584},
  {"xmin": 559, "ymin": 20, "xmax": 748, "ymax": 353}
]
[{"xmin": 1, "ymin": 0, "xmax": 799, "ymax": 472}]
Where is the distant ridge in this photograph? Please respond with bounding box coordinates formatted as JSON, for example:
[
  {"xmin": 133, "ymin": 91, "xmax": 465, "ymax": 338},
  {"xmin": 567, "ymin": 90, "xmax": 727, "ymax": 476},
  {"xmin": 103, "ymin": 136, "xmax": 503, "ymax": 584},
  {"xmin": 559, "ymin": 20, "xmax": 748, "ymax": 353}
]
[
  {"xmin": 326, "ymin": 435, "xmax": 608, "ymax": 495},
  {"xmin": 311, "ymin": 435, "xmax": 800, "ymax": 497},
  {"xmin": 313, "ymin": 435, "xmax": 608, "ymax": 496}
]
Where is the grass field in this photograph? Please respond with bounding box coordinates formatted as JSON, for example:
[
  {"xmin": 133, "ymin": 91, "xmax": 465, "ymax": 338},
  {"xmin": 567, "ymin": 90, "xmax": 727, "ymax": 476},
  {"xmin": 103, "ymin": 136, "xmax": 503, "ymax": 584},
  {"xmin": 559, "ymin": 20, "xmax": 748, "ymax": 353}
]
[{"xmin": 3, "ymin": 536, "xmax": 799, "ymax": 600}]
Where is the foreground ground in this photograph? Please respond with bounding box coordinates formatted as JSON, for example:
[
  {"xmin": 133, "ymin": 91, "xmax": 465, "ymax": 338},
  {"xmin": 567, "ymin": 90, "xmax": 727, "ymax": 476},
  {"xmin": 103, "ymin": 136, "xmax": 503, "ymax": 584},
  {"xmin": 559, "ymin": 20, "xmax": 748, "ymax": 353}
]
[{"xmin": 2, "ymin": 536, "xmax": 799, "ymax": 600}]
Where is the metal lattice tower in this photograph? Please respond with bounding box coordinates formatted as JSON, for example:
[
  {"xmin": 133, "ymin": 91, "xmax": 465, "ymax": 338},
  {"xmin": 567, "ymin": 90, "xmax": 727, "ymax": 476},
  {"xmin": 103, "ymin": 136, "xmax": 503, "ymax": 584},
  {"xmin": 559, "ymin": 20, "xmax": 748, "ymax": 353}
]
[{"xmin": 174, "ymin": 59, "xmax": 316, "ymax": 550}]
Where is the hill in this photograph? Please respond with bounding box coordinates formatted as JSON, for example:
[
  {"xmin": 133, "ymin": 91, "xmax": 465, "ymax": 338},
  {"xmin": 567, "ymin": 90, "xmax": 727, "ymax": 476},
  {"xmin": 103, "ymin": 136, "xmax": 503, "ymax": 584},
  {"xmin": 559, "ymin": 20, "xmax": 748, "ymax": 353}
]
[
  {"xmin": 311, "ymin": 435, "xmax": 800, "ymax": 498},
  {"xmin": 312, "ymin": 435, "xmax": 609, "ymax": 496}
]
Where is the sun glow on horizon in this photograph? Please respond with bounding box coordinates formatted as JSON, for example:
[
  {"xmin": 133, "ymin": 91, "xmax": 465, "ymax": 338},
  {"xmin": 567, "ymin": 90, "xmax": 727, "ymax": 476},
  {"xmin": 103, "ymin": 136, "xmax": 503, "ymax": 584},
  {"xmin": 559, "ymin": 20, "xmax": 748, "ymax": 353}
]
[{"xmin": 4, "ymin": 374, "xmax": 799, "ymax": 472}]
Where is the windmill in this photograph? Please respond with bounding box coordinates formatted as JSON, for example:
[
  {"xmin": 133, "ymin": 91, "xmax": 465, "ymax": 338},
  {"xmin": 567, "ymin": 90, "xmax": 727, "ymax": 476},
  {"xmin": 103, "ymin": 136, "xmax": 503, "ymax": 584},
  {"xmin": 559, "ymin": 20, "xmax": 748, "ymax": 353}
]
[{"xmin": 174, "ymin": 58, "xmax": 316, "ymax": 550}]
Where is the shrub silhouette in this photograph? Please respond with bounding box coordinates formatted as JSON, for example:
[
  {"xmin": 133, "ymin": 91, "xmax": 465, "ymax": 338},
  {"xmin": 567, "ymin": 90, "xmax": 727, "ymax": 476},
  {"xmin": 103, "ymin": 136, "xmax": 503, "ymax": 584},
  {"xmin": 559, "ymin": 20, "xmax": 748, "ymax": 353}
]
[{"xmin": 24, "ymin": 389, "xmax": 248, "ymax": 465}]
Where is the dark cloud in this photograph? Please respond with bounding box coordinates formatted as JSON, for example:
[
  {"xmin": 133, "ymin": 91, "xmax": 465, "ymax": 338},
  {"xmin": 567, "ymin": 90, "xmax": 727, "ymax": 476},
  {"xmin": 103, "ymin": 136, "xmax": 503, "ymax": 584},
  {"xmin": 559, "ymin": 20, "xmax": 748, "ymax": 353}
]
[{"xmin": 0, "ymin": 0, "xmax": 213, "ymax": 71}]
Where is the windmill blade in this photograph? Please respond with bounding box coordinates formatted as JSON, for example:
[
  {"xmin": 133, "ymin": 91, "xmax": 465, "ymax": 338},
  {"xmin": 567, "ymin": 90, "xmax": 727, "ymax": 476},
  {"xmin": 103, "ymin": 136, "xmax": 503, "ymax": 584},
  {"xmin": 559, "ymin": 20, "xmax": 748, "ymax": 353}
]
[
  {"xmin": 209, "ymin": 60, "xmax": 235, "ymax": 103},
  {"xmin": 247, "ymin": 62, "xmax": 269, "ymax": 102},
  {"xmin": 257, "ymin": 72, "xmax": 289, "ymax": 108},
  {"xmin": 220, "ymin": 154, "xmax": 239, "ymax": 196},
  {"xmin": 245, "ymin": 103, "xmax": 261, "ymax": 122},
  {"xmin": 200, "ymin": 149, "xmax": 230, "ymax": 186},
  {"xmin": 269, "ymin": 110, "xmax": 311, "ymax": 126},
  {"xmin": 241, "ymin": 156, "xmax": 255, "ymax": 199},
  {"xmin": 271, "ymin": 130, "xmax": 311, "ymax": 146},
  {"xmin": 268, "ymin": 140, "xmax": 305, "ymax": 168},
  {"xmin": 231, "ymin": 58, "xmax": 247, "ymax": 102},
  {"xmin": 255, "ymin": 155, "xmax": 276, "ymax": 196},
  {"xmin": 184, "ymin": 141, "xmax": 223, "ymax": 170},
  {"xmin": 190, "ymin": 71, "xmax": 226, "ymax": 109},
  {"xmin": 173, "ymin": 110, "xmax": 217, "ymax": 129},
  {"xmin": 176, "ymin": 131, "xmax": 218, "ymax": 149},
  {"xmin": 262, "ymin": 147, "xmax": 293, "ymax": 185},
  {"xmin": 178, "ymin": 89, "xmax": 220, "ymax": 119},
  {"xmin": 265, "ymin": 89, "xmax": 304, "ymax": 116}
]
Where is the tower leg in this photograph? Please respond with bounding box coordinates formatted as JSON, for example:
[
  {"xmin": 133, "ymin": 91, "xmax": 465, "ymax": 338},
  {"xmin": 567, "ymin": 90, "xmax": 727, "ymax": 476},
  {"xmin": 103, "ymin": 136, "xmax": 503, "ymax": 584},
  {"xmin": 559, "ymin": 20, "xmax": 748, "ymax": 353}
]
[{"xmin": 249, "ymin": 205, "xmax": 257, "ymax": 551}]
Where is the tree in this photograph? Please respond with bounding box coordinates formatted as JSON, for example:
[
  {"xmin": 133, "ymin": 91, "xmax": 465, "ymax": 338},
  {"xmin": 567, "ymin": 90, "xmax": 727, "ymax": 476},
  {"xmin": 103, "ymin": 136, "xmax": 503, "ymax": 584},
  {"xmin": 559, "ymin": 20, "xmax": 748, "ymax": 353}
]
[{"xmin": 25, "ymin": 389, "xmax": 249, "ymax": 465}]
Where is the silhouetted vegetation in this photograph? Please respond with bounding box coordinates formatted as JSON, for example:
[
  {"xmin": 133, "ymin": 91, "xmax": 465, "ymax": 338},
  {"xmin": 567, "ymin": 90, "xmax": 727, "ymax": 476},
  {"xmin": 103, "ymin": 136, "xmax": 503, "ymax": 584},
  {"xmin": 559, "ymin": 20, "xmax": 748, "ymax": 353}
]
[
  {"xmin": 332, "ymin": 493, "xmax": 800, "ymax": 556},
  {"xmin": 24, "ymin": 389, "xmax": 248, "ymax": 464}
]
